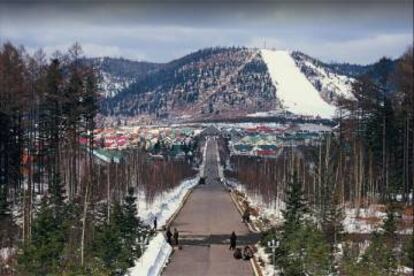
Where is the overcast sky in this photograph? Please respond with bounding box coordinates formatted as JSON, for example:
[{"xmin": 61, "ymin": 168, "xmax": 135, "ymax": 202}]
[{"xmin": 0, "ymin": 1, "xmax": 412, "ymax": 64}]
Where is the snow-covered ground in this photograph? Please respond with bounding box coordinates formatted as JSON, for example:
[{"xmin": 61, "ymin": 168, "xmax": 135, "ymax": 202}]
[
  {"xmin": 246, "ymin": 110, "xmax": 285, "ymax": 117},
  {"xmin": 128, "ymin": 233, "xmax": 172, "ymax": 276},
  {"xmin": 261, "ymin": 49, "xmax": 336, "ymax": 118},
  {"xmin": 255, "ymin": 245, "xmax": 280, "ymax": 276},
  {"xmin": 226, "ymin": 179, "xmax": 284, "ymax": 228},
  {"xmin": 343, "ymin": 207, "xmax": 386, "ymax": 234},
  {"xmin": 136, "ymin": 177, "xmax": 199, "ymax": 228},
  {"xmin": 344, "ymin": 207, "xmax": 413, "ymax": 234},
  {"xmin": 227, "ymin": 180, "xmax": 412, "ymax": 235}
]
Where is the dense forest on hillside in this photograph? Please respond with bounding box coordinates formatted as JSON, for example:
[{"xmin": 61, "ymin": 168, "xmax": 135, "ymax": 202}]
[
  {"xmin": 0, "ymin": 42, "xmax": 196, "ymax": 275},
  {"xmin": 103, "ymin": 47, "xmax": 277, "ymax": 118}
]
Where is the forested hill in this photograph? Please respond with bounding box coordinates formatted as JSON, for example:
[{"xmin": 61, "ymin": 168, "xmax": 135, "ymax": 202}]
[
  {"xmin": 98, "ymin": 47, "xmax": 398, "ymax": 121},
  {"xmin": 81, "ymin": 57, "xmax": 162, "ymax": 97},
  {"xmin": 101, "ymin": 47, "xmax": 278, "ymax": 119}
]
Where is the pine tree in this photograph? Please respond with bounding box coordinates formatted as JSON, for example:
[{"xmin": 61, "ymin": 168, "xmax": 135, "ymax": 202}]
[
  {"xmin": 121, "ymin": 187, "xmax": 142, "ymax": 263},
  {"xmin": 0, "ymin": 184, "xmax": 16, "ymax": 249},
  {"xmin": 274, "ymin": 172, "xmax": 332, "ymax": 275},
  {"xmin": 322, "ymin": 190, "xmax": 344, "ymax": 248},
  {"xmin": 93, "ymin": 218, "xmax": 127, "ymax": 274},
  {"xmin": 93, "ymin": 201, "xmax": 131, "ymax": 275},
  {"xmin": 402, "ymin": 235, "xmax": 414, "ymax": 269},
  {"xmin": 281, "ymin": 171, "xmax": 308, "ymax": 233},
  {"xmin": 0, "ymin": 184, "xmax": 10, "ymax": 218},
  {"xmin": 382, "ymin": 206, "xmax": 397, "ymax": 240},
  {"xmin": 276, "ymin": 222, "xmax": 332, "ymax": 276},
  {"xmin": 18, "ymin": 196, "xmax": 68, "ymax": 274},
  {"xmin": 361, "ymin": 231, "xmax": 398, "ymax": 275}
]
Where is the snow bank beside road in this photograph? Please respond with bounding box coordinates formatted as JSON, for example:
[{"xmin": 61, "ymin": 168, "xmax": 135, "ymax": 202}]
[
  {"xmin": 128, "ymin": 233, "xmax": 172, "ymax": 276},
  {"xmin": 136, "ymin": 177, "xmax": 199, "ymax": 229},
  {"xmin": 226, "ymin": 179, "xmax": 284, "ymax": 229},
  {"xmin": 128, "ymin": 177, "xmax": 199, "ymax": 276}
]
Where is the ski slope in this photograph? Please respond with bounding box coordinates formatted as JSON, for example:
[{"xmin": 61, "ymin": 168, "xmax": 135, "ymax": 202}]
[{"xmin": 261, "ymin": 49, "xmax": 336, "ymax": 118}]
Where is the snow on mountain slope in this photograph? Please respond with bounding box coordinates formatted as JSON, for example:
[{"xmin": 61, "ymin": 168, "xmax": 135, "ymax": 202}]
[
  {"xmin": 100, "ymin": 71, "xmax": 134, "ymax": 98},
  {"xmin": 291, "ymin": 52, "xmax": 355, "ymax": 103},
  {"xmin": 261, "ymin": 49, "xmax": 336, "ymax": 118}
]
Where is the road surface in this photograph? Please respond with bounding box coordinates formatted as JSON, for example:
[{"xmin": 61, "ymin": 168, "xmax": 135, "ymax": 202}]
[{"xmin": 163, "ymin": 138, "xmax": 256, "ymax": 276}]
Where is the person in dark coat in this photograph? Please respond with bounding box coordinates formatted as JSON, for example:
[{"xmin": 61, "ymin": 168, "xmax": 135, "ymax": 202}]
[
  {"xmin": 173, "ymin": 228, "xmax": 179, "ymax": 246},
  {"xmin": 153, "ymin": 217, "xmax": 158, "ymax": 230},
  {"xmin": 166, "ymin": 227, "xmax": 172, "ymax": 245},
  {"xmin": 229, "ymin": 231, "xmax": 237, "ymax": 250}
]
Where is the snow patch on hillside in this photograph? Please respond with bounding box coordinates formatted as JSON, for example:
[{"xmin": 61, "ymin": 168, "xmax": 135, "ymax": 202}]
[
  {"xmin": 295, "ymin": 58, "xmax": 355, "ymax": 101},
  {"xmin": 99, "ymin": 71, "xmax": 133, "ymax": 98},
  {"xmin": 261, "ymin": 49, "xmax": 336, "ymax": 118}
]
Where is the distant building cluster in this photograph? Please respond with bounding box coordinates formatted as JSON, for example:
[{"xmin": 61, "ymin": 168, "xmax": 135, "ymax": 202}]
[
  {"xmin": 79, "ymin": 126, "xmax": 203, "ymax": 161},
  {"xmin": 223, "ymin": 123, "xmax": 331, "ymax": 158}
]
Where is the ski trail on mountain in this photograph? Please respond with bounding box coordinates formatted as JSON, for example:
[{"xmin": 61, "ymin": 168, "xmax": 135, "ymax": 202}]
[{"xmin": 261, "ymin": 49, "xmax": 336, "ymax": 118}]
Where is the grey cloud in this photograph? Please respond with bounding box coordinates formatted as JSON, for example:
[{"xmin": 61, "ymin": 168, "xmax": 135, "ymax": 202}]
[{"xmin": 0, "ymin": 1, "xmax": 412, "ymax": 64}]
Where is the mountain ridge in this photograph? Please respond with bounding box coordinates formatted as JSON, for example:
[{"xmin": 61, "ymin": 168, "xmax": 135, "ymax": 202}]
[{"xmin": 93, "ymin": 47, "xmax": 397, "ymax": 122}]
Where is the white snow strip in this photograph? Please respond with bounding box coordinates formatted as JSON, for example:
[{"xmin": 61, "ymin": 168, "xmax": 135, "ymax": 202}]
[
  {"xmin": 127, "ymin": 233, "xmax": 172, "ymax": 276},
  {"xmin": 136, "ymin": 177, "xmax": 199, "ymax": 227},
  {"xmin": 261, "ymin": 49, "xmax": 336, "ymax": 118},
  {"xmin": 127, "ymin": 141, "xmax": 208, "ymax": 276},
  {"xmin": 215, "ymin": 138, "xmax": 224, "ymax": 180}
]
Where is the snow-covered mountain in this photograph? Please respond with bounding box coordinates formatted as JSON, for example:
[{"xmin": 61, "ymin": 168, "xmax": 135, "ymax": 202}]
[{"xmin": 99, "ymin": 47, "xmax": 371, "ymax": 121}]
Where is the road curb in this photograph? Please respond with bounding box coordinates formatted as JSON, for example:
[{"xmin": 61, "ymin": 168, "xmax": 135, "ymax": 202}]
[
  {"xmin": 250, "ymin": 256, "xmax": 264, "ymax": 276},
  {"xmin": 164, "ymin": 179, "xmax": 199, "ymax": 230},
  {"xmin": 228, "ymin": 189, "xmax": 264, "ymax": 276},
  {"xmin": 229, "ymin": 190, "xmax": 261, "ymax": 233}
]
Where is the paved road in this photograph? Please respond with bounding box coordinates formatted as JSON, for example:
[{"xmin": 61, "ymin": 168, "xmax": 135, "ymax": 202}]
[{"xmin": 163, "ymin": 138, "xmax": 256, "ymax": 276}]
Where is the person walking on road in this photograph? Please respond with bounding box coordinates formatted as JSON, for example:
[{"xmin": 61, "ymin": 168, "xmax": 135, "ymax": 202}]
[
  {"xmin": 166, "ymin": 227, "xmax": 172, "ymax": 245},
  {"xmin": 173, "ymin": 228, "xmax": 179, "ymax": 246},
  {"xmin": 153, "ymin": 217, "xmax": 158, "ymax": 230},
  {"xmin": 229, "ymin": 231, "xmax": 237, "ymax": 250}
]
